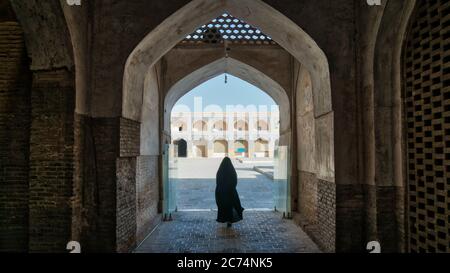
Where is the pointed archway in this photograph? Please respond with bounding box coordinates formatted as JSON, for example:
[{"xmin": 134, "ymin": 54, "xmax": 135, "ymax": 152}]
[
  {"xmin": 123, "ymin": 0, "xmax": 332, "ymax": 121},
  {"xmin": 121, "ymin": 0, "xmax": 335, "ymax": 253},
  {"xmin": 163, "ymin": 57, "xmax": 290, "ymax": 137}
]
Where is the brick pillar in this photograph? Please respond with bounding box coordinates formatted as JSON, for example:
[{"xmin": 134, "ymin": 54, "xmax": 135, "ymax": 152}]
[
  {"xmin": 336, "ymin": 184, "xmax": 364, "ymax": 252},
  {"xmin": 376, "ymin": 186, "xmax": 403, "ymax": 253},
  {"xmin": 116, "ymin": 117, "xmax": 140, "ymax": 252},
  {"xmin": 71, "ymin": 115, "xmax": 120, "ymax": 253},
  {"xmin": 0, "ymin": 21, "xmax": 31, "ymax": 252},
  {"xmin": 89, "ymin": 117, "xmax": 120, "ymax": 252},
  {"xmin": 28, "ymin": 69, "xmax": 75, "ymax": 252}
]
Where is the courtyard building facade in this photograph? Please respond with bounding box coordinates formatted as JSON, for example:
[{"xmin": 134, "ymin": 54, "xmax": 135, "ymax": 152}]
[{"xmin": 171, "ymin": 111, "xmax": 280, "ymax": 158}]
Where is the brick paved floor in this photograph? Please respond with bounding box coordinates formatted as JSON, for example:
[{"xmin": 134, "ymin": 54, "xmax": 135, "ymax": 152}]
[{"xmin": 134, "ymin": 211, "xmax": 321, "ymax": 253}]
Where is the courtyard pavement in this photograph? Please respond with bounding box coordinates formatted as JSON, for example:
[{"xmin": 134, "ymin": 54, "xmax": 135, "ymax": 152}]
[{"xmin": 173, "ymin": 158, "xmax": 275, "ymax": 210}]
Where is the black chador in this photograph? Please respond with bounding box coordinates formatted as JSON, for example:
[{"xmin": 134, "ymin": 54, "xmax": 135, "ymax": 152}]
[{"xmin": 215, "ymin": 157, "xmax": 244, "ymax": 226}]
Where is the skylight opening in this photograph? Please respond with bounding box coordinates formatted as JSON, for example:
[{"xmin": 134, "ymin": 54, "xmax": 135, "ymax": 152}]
[{"xmin": 183, "ymin": 13, "xmax": 275, "ymax": 45}]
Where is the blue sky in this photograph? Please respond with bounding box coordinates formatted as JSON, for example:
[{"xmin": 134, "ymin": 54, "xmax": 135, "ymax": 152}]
[{"xmin": 173, "ymin": 74, "xmax": 278, "ymax": 113}]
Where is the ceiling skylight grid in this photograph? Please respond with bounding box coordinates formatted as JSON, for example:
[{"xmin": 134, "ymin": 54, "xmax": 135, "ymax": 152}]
[{"xmin": 183, "ymin": 13, "xmax": 275, "ymax": 45}]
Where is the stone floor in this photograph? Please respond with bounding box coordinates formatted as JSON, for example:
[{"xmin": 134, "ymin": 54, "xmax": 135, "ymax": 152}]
[
  {"xmin": 134, "ymin": 211, "xmax": 321, "ymax": 253},
  {"xmin": 138, "ymin": 158, "xmax": 320, "ymax": 253},
  {"xmin": 173, "ymin": 158, "xmax": 276, "ymax": 210}
]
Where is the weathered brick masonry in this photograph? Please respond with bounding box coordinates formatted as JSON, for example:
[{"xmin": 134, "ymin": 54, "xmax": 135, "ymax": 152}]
[
  {"xmin": 376, "ymin": 186, "xmax": 404, "ymax": 253},
  {"xmin": 116, "ymin": 157, "xmax": 136, "ymax": 252},
  {"xmin": 117, "ymin": 118, "xmax": 161, "ymax": 250},
  {"xmin": 73, "ymin": 117, "xmax": 151, "ymax": 253},
  {"xmin": 136, "ymin": 155, "xmax": 160, "ymax": 243},
  {"xmin": 295, "ymin": 172, "xmax": 336, "ymax": 253},
  {"xmin": 117, "ymin": 118, "xmax": 140, "ymax": 252},
  {"xmin": 0, "ymin": 20, "xmax": 31, "ymax": 252},
  {"xmin": 28, "ymin": 69, "xmax": 75, "ymax": 252},
  {"xmin": 72, "ymin": 115, "xmax": 119, "ymax": 252},
  {"xmin": 0, "ymin": 11, "xmax": 77, "ymax": 253},
  {"xmin": 336, "ymin": 185, "xmax": 364, "ymax": 252},
  {"xmin": 120, "ymin": 118, "xmax": 140, "ymax": 157},
  {"xmin": 89, "ymin": 117, "xmax": 120, "ymax": 252},
  {"xmin": 316, "ymin": 180, "xmax": 336, "ymax": 252},
  {"xmin": 297, "ymin": 172, "xmax": 318, "ymax": 229}
]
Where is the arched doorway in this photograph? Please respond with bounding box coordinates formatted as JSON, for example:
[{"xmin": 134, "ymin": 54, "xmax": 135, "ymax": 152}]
[
  {"xmin": 167, "ymin": 74, "xmax": 282, "ymax": 218},
  {"xmin": 234, "ymin": 140, "xmax": 249, "ymax": 158},
  {"xmin": 174, "ymin": 139, "xmax": 187, "ymax": 158},
  {"xmin": 193, "ymin": 144, "xmax": 207, "ymax": 158},
  {"xmin": 255, "ymin": 138, "xmax": 269, "ymax": 158},
  {"xmin": 122, "ymin": 0, "xmax": 334, "ymax": 253},
  {"xmin": 164, "ymin": 57, "xmax": 291, "ymax": 135},
  {"xmin": 213, "ymin": 140, "xmax": 228, "ymax": 157}
]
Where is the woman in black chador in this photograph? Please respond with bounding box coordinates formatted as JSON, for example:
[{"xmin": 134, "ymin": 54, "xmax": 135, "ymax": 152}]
[{"xmin": 215, "ymin": 157, "xmax": 244, "ymax": 227}]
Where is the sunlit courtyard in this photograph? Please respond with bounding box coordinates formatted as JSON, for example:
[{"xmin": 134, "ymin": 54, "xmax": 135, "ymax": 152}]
[{"xmin": 173, "ymin": 158, "xmax": 275, "ymax": 210}]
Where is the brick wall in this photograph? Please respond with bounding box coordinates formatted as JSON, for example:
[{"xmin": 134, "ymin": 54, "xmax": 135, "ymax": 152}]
[
  {"xmin": 28, "ymin": 69, "xmax": 75, "ymax": 252},
  {"xmin": 72, "ymin": 115, "xmax": 117, "ymax": 252},
  {"xmin": 89, "ymin": 117, "xmax": 120, "ymax": 252},
  {"xmin": 361, "ymin": 184, "xmax": 377, "ymax": 245},
  {"xmin": 116, "ymin": 118, "xmax": 161, "ymax": 250},
  {"xmin": 316, "ymin": 180, "xmax": 336, "ymax": 252},
  {"xmin": 120, "ymin": 118, "xmax": 140, "ymax": 157},
  {"xmin": 116, "ymin": 157, "xmax": 136, "ymax": 252},
  {"xmin": 0, "ymin": 21, "xmax": 31, "ymax": 252},
  {"xmin": 336, "ymin": 184, "xmax": 364, "ymax": 252},
  {"xmin": 295, "ymin": 172, "xmax": 336, "ymax": 252},
  {"xmin": 334, "ymin": 184, "xmax": 402, "ymax": 253},
  {"xmin": 297, "ymin": 171, "xmax": 317, "ymax": 227},
  {"xmin": 73, "ymin": 117, "xmax": 144, "ymax": 253},
  {"xmin": 116, "ymin": 118, "xmax": 140, "ymax": 252},
  {"xmin": 136, "ymin": 155, "xmax": 160, "ymax": 243},
  {"xmin": 376, "ymin": 186, "xmax": 404, "ymax": 253}
]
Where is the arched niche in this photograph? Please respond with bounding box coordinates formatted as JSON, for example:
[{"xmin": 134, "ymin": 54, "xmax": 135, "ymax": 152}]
[{"xmin": 193, "ymin": 120, "xmax": 208, "ymax": 132}]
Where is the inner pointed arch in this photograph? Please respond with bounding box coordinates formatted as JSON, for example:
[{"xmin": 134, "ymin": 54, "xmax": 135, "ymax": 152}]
[{"xmin": 163, "ymin": 57, "xmax": 290, "ymax": 134}]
